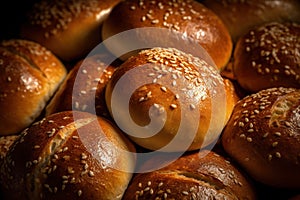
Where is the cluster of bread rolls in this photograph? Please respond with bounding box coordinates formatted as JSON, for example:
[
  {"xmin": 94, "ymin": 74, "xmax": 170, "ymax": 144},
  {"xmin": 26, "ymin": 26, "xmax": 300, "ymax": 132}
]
[{"xmin": 0, "ymin": 0, "xmax": 299, "ymax": 199}]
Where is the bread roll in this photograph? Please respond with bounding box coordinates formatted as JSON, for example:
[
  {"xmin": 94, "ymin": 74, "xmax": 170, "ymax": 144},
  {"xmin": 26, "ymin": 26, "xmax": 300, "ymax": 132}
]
[
  {"xmin": 46, "ymin": 53, "xmax": 117, "ymax": 118},
  {"xmin": 20, "ymin": 0, "xmax": 121, "ymax": 62},
  {"xmin": 0, "ymin": 39, "xmax": 66, "ymax": 135},
  {"xmin": 101, "ymin": 0, "xmax": 232, "ymax": 70},
  {"xmin": 201, "ymin": 0, "xmax": 300, "ymax": 43},
  {"xmin": 0, "ymin": 111, "xmax": 136, "ymax": 199},
  {"xmin": 123, "ymin": 150, "xmax": 257, "ymax": 199},
  {"xmin": 233, "ymin": 22, "xmax": 300, "ymax": 93},
  {"xmin": 105, "ymin": 47, "xmax": 230, "ymax": 152},
  {"xmin": 222, "ymin": 87, "xmax": 300, "ymax": 188}
]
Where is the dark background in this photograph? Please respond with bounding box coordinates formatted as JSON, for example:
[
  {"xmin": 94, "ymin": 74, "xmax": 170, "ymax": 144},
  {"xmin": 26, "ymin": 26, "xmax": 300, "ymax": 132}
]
[{"xmin": 0, "ymin": 0, "xmax": 39, "ymax": 40}]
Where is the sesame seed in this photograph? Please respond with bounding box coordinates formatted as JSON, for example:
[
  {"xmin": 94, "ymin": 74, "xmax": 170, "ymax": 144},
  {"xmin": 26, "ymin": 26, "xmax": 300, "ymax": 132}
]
[
  {"xmin": 285, "ymin": 121, "xmax": 292, "ymax": 127},
  {"xmin": 190, "ymin": 104, "xmax": 196, "ymax": 110},
  {"xmin": 268, "ymin": 154, "xmax": 273, "ymax": 161},
  {"xmin": 274, "ymin": 132, "xmax": 281, "ymax": 136},
  {"xmin": 157, "ymin": 190, "xmax": 164, "ymax": 195},
  {"xmin": 272, "ymin": 142, "xmax": 278, "ymax": 147},
  {"xmin": 161, "ymin": 86, "xmax": 167, "ymax": 92},
  {"xmin": 239, "ymin": 122, "xmax": 245, "ymax": 127},
  {"xmin": 170, "ymin": 104, "xmax": 177, "ymax": 109},
  {"xmin": 88, "ymin": 171, "xmax": 94, "ymax": 177},
  {"xmin": 263, "ymin": 133, "xmax": 269, "ymax": 138},
  {"xmin": 139, "ymin": 97, "xmax": 145, "ymax": 102},
  {"xmin": 275, "ymin": 152, "xmax": 281, "ymax": 158},
  {"xmin": 81, "ymin": 153, "xmax": 87, "ymax": 160},
  {"xmin": 77, "ymin": 190, "xmax": 82, "ymax": 196}
]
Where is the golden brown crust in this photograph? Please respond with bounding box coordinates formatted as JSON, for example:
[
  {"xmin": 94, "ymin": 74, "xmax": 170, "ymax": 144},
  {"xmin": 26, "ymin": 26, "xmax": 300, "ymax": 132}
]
[
  {"xmin": 123, "ymin": 150, "xmax": 257, "ymax": 200},
  {"xmin": 0, "ymin": 135, "xmax": 19, "ymax": 161},
  {"xmin": 0, "ymin": 111, "xmax": 136, "ymax": 199},
  {"xmin": 105, "ymin": 47, "xmax": 228, "ymax": 151},
  {"xmin": 223, "ymin": 78, "xmax": 239, "ymax": 125},
  {"xmin": 0, "ymin": 39, "xmax": 66, "ymax": 135},
  {"xmin": 102, "ymin": 0, "xmax": 232, "ymax": 69},
  {"xmin": 222, "ymin": 87, "xmax": 300, "ymax": 188},
  {"xmin": 233, "ymin": 22, "xmax": 300, "ymax": 93},
  {"xmin": 202, "ymin": 0, "xmax": 300, "ymax": 43},
  {"xmin": 45, "ymin": 53, "xmax": 117, "ymax": 118},
  {"xmin": 20, "ymin": 0, "xmax": 121, "ymax": 61}
]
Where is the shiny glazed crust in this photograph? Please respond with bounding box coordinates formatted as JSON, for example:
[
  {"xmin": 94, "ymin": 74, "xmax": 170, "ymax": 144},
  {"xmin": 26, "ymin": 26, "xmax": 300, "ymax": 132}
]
[
  {"xmin": 222, "ymin": 87, "xmax": 300, "ymax": 188},
  {"xmin": 0, "ymin": 111, "xmax": 136, "ymax": 199},
  {"xmin": 202, "ymin": 0, "xmax": 300, "ymax": 43},
  {"xmin": 105, "ymin": 47, "xmax": 230, "ymax": 151},
  {"xmin": 102, "ymin": 0, "xmax": 232, "ymax": 69},
  {"xmin": 20, "ymin": 0, "xmax": 121, "ymax": 61},
  {"xmin": 0, "ymin": 39, "xmax": 66, "ymax": 135},
  {"xmin": 233, "ymin": 22, "xmax": 300, "ymax": 93},
  {"xmin": 45, "ymin": 53, "xmax": 116, "ymax": 118},
  {"xmin": 123, "ymin": 150, "xmax": 257, "ymax": 199}
]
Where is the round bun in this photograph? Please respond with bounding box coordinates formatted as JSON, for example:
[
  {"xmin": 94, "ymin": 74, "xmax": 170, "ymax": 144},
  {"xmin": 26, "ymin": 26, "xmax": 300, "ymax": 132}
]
[
  {"xmin": 233, "ymin": 22, "xmax": 300, "ymax": 93},
  {"xmin": 0, "ymin": 39, "xmax": 67, "ymax": 135},
  {"xmin": 222, "ymin": 87, "xmax": 300, "ymax": 188},
  {"xmin": 20, "ymin": 0, "xmax": 121, "ymax": 61},
  {"xmin": 0, "ymin": 111, "xmax": 136, "ymax": 199},
  {"xmin": 105, "ymin": 47, "xmax": 230, "ymax": 152},
  {"xmin": 202, "ymin": 0, "xmax": 300, "ymax": 43},
  {"xmin": 46, "ymin": 53, "xmax": 116, "ymax": 118},
  {"xmin": 101, "ymin": 0, "xmax": 232, "ymax": 69},
  {"xmin": 123, "ymin": 150, "xmax": 257, "ymax": 199}
]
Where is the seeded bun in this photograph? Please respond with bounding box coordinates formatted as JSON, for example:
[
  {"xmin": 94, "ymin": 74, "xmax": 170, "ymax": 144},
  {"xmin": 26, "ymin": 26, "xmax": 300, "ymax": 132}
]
[
  {"xmin": 233, "ymin": 22, "xmax": 300, "ymax": 93},
  {"xmin": 123, "ymin": 150, "xmax": 257, "ymax": 199},
  {"xmin": 0, "ymin": 39, "xmax": 66, "ymax": 135},
  {"xmin": 20, "ymin": 0, "xmax": 121, "ymax": 61},
  {"xmin": 101, "ymin": 0, "xmax": 232, "ymax": 69},
  {"xmin": 46, "ymin": 53, "xmax": 117, "ymax": 118},
  {"xmin": 222, "ymin": 87, "xmax": 300, "ymax": 189},
  {"xmin": 201, "ymin": 0, "xmax": 300, "ymax": 43},
  {"xmin": 105, "ymin": 47, "xmax": 231, "ymax": 152},
  {"xmin": 0, "ymin": 111, "xmax": 136, "ymax": 199}
]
